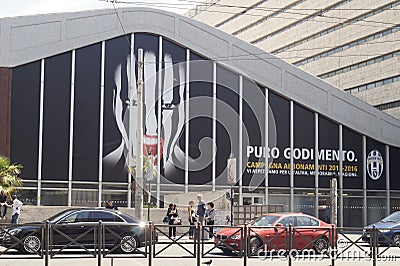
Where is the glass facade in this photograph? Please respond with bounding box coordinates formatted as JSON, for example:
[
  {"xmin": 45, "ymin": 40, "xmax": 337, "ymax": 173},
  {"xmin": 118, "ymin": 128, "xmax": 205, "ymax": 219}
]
[{"xmin": 8, "ymin": 32, "xmax": 399, "ymax": 226}]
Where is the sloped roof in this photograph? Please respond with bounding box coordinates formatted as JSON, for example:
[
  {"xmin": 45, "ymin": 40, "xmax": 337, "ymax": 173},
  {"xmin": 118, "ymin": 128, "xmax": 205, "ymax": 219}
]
[{"xmin": 0, "ymin": 7, "xmax": 399, "ymax": 146}]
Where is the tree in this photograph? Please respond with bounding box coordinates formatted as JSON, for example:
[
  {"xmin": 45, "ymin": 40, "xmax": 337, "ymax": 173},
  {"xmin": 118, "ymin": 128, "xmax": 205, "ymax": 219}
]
[
  {"xmin": 0, "ymin": 156, "xmax": 23, "ymax": 198},
  {"xmin": 128, "ymin": 155, "xmax": 156, "ymax": 180}
]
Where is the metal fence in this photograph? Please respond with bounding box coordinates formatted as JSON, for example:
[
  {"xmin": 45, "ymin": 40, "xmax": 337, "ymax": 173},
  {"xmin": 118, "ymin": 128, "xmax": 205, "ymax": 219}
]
[{"xmin": 0, "ymin": 221, "xmax": 399, "ymax": 265}]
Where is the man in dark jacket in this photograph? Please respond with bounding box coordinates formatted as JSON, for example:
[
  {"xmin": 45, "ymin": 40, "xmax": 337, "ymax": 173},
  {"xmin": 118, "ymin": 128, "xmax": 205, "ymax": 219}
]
[{"xmin": 105, "ymin": 200, "xmax": 118, "ymax": 210}]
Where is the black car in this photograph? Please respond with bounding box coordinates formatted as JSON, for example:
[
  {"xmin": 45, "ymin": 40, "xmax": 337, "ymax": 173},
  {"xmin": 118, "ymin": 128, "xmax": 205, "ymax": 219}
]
[{"xmin": 0, "ymin": 208, "xmax": 154, "ymax": 254}]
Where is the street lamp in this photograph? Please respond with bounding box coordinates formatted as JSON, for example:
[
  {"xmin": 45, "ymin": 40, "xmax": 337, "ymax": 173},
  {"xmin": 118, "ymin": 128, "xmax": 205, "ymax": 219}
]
[{"xmin": 135, "ymin": 48, "xmax": 144, "ymax": 220}]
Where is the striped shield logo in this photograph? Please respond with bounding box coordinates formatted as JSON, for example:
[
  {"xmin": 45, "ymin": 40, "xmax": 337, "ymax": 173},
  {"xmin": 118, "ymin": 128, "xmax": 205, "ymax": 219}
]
[{"xmin": 367, "ymin": 150, "xmax": 383, "ymax": 180}]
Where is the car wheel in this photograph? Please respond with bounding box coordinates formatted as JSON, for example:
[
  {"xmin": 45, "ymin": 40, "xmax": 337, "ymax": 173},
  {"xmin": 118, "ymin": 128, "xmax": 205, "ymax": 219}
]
[
  {"xmin": 314, "ymin": 237, "xmax": 329, "ymax": 254},
  {"xmin": 249, "ymin": 237, "xmax": 263, "ymax": 255},
  {"xmin": 22, "ymin": 235, "xmax": 42, "ymax": 254},
  {"xmin": 392, "ymin": 233, "xmax": 400, "ymax": 247},
  {"xmin": 119, "ymin": 235, "xmax": 138, "ymax": 253}
]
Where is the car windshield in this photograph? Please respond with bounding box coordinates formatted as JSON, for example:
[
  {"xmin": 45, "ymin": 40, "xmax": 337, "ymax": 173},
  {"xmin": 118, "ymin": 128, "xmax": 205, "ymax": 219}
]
[
  {"xmin": 46, "ymin": 209, "xmax": 77, "ymax": 223},
  {"xmin": 382, "ymin": 212, "xmax": 400, "ymax": 223},
  {"xmin": 251, "ymin": 215, "xmax": 279, "ymax": 226}
]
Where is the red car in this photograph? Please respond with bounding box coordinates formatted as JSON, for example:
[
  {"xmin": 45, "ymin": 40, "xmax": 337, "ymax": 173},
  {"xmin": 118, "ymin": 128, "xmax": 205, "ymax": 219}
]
[{"xmin": 215, "ymin": 212, "xmax": 336, "ymax": 255}]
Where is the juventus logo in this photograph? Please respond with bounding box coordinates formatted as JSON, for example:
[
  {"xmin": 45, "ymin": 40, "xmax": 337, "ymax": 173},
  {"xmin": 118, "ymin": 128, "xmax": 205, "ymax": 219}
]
[{"xmin": 367, "ymin": 150, "xmax": 383, "ymax": 180}]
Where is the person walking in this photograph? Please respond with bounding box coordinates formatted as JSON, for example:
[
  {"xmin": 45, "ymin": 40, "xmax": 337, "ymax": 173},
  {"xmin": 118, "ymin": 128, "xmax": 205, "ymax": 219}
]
[
  {"xmin": 167, "ymin": 203, "xmax": 179, "ymax": 238},
  {"xmin": 205, "ymin": 202, "xmax": 215, "ymax": 239},
  {"xmin": 0, "ymin": 191, "xmax": 8, "ymax": 219},
  {"xmin": 105, "ymin": 200, "xmax": 118, "ymax": 210},
  {"xmin": 196, "ymin": 194, "xmax": 206, "ymax": 225},
  {"xmin": 11, "ymin": 195, "xmax": 22, "ymax": 224},
  {"xmin": 188, "ymin": 200, "xmax": 196, "ymax": 239}
]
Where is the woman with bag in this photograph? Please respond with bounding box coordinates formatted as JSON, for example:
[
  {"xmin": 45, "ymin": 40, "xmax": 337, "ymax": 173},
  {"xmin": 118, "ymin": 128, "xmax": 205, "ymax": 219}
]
[
  {"xmin": 167, "ymin": 203, "xmax": 179, "ymax": 238},
  {"xmin": 205, "ymin": 202, "xmax": 215, "ymax": 239},
  {"xmin": 188, "ymin": 200, "xmax": 197, "ymax": 239}
]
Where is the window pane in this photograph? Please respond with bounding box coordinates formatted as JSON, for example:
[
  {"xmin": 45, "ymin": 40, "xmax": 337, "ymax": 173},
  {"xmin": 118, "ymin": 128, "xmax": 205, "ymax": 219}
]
[
  {"xmin": 296, "ymin": 216, "xmax": 312, "ymax": 226},
  {"xmin": 278, "ymin": 216, "xmax": 294, "ymax": 226},
  {"xmin": 91, "ymin": 211, "xmax": 115, "ymax": 222},
  {"xmin": 65, "ymin": 211, "xmax": 90, "ymax": 223}
]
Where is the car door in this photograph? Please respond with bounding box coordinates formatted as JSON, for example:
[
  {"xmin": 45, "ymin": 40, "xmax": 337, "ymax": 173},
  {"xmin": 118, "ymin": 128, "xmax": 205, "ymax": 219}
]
[
  {"xmin": 252, "ymin": 216, "xmax": 281, "ymax": 250},
  {"xmin": 53, "ymin": 210, "xmax": 92, "ymax": 249},
  {"xmin": 293, "ymin": 215, "xmax": 320, "ymax": 250},
  {"xmin": 90, "ymin": 210, "xmax": 121, "ymax": 247},
  {"xmin": 274, "ymin": 216, "xmax": 295, "ymax": 250}
]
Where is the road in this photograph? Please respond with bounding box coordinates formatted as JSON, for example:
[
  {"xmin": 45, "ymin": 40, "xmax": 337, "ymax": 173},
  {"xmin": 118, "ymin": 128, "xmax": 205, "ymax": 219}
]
[{"xmin": 0, "ymin": 234, "xmax": 399, "ymax": 266}]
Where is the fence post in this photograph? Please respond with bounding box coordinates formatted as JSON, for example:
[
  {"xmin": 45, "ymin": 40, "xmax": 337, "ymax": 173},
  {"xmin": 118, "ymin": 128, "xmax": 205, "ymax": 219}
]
[
  {"xmin": 372, "ymin": 225, "xmax": 377, "ymax": 266},
  {"xmin": 196, "ymin": 222, "xmax": 201, "ymax": 266},
  {"xmin": 44, "ymin": 220, "xmax": 49, "ymax": 266},
  {"xmin": 288, "ymin": 224, "xmax": 292, "ymax": 266},
  {"xmin": 331, "ymin": 224, "xmax": 336, "ymax": 266},
  {"xmin": 98, "ymin": 220, "xmax": 102, "ymax": 266},
  {"xmin": 148, "ymin": 222, "xmax": 152, "ymax": 266},
  {"xmin": 243, "ymin": 224, "xmax": 247, "ymax": 266}
]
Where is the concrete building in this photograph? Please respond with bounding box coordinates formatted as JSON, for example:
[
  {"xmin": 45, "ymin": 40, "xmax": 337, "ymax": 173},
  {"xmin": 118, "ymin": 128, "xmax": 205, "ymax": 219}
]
[
  {"xmin": 0, "ymin": 7, "xmax": 399, "ymax": 227},
  {"xmin": 187, "ymin": 0, "xmax": 400, "ymax": 119}
]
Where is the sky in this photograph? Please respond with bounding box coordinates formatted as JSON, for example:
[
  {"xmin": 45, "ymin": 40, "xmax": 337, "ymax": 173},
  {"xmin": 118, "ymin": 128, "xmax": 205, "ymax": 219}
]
[{"xmin": 0, "ymin": 0, "xmax": 202, "ymax": 18}]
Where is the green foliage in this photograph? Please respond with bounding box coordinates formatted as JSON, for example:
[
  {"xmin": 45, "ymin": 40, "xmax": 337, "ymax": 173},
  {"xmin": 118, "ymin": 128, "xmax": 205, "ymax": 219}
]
[
  {"xmin": 128, "ymin": 155, "xmax": 157, "ymax": 178},
  {"xmin": 0, "ymin": 156, "xmax": 23, "ymax": 198},
  {"xmin": 143, "ymin": 202, "xmax": 158, "ymax": 208}
]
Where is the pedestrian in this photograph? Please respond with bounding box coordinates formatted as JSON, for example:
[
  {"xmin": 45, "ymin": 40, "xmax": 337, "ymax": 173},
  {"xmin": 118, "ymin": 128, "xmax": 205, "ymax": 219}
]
[
  {"xmin": 167, "ymin": 203, "xmax": 179, "ymax": 238},
  {"xmin": 205, "ymin": 202, "xmax": 215, "ymax": 239},
  {"xmin": 196, "ymin": 194, "xmax": 206, "ymax": 225},
  {"xmin": 105, "ymin": 200, "xmax": 118, "ymax": 210},
  {"xmin": 0, "ymin": 191, "xmax": 8, "ymax": 219},
  {"xmin": 11, "ymin": 195, "xmax": 22, "ymax": 224},
  {"xmin": 188, "ymin": 200, "xmax": 197, "ymax": 239}
]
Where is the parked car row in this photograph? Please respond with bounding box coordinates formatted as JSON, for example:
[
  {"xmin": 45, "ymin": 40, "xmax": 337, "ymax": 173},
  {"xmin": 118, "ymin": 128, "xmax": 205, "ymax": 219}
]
[{"xmin": 1, "ymin": 208, "xmax": 400, "ymax": 255}]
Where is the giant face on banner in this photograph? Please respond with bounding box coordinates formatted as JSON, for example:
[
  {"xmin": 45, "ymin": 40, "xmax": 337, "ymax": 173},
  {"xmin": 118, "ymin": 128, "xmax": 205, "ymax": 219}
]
[
  {"xmin": 112, "ymin": 34, "xmax": 273, "ymax": 189},
  {"xmin": 103, "ymin": 34, "xmax": 188, "ymax": 184}
]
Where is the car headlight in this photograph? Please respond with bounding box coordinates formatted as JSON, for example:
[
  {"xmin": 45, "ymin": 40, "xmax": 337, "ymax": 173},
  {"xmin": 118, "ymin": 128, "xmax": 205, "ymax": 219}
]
[
  {"xmin": 378, "ymin": 229, "xmax": 390, "ymax": 233},
  {"xmin": 7, "ymin": 228, "xmax": 22, "ymax": 236},
  {"xmin": 230, "ymin": 235, "xmax": 241, "ymax": 240}
]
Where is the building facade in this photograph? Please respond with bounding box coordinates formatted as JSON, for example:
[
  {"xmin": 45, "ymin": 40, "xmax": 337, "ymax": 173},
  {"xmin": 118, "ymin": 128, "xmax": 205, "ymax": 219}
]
[
  {"xmin": 0, "ymin": 7, "xmax": 399, "ymax": 227},
  {"xmin": 187, "ymin": 0, "xmax": 400, "ymax": 120}
]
